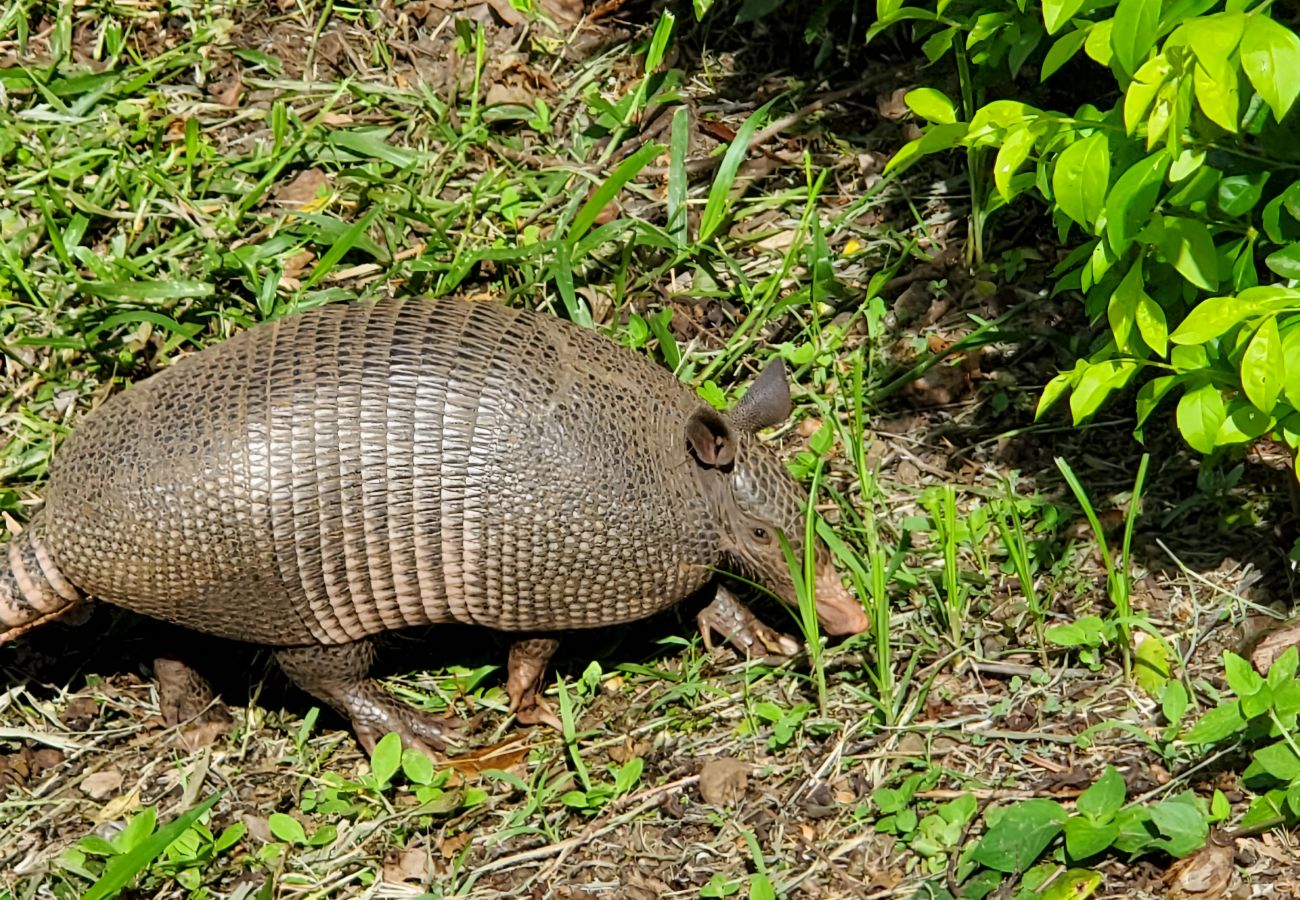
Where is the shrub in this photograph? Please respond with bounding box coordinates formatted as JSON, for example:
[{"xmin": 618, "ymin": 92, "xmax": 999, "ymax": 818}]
[{"xmin": 875, "ymin": 1, "xmax": 1300, "ymax": 478}]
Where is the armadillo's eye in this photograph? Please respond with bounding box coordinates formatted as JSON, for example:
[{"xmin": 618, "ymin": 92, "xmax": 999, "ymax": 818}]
[{"xmin": 752, "ymin": 526, "xmax": 770, "ymax": 543}]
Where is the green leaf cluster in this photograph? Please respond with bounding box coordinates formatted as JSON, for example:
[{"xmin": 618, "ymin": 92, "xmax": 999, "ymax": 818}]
[{"xmin": 876, "ymin": 1, "xmax": 1300, "ymax": 477}]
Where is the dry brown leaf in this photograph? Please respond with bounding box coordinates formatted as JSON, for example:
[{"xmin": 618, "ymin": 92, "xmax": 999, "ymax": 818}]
[
  {"xmin": 242, "ymin": 814, "xmax": 273, "ymax": 843},
  {"xmin": 273, "ymin": 168, "xmax": 330, "ymax": 209},
  {"xmin": 699, "ymin": 757, "xmax": 749, "ymax": 806},
  {"xmin": 1248, "ymin": 618, "xmax": 1300, "ymax": 674},
  {"xmin": 207, "ymin": 76, "xmax": 242, "ymax": 108},
  {"xmin": 383, "ymin": 845, "xmax": 430, "ymax": 883},
  {"xmin": 904, "ymin": 363, "xmax": 969, "ymax": 407},
  {"xmin": 443, "ymin": 734, "xmax": 530, "ymax": 777},
  {"xmin": 438, "ymin": 831, "xmax": 471, "ymax": 859},
  {"xmin": 1166, "ymin": 834, "xmax": 1234, "ymax": 899},
  {"xmin": 281, "ymin": 249, "xmax": 315, "ymax": 279},
  {"xmin": 877, "ymin": 87, "xmax": 910, "ymax": 120},
  {"xmin": 81, "ymin": 770, "xmax": 124, "ymax": 800},
  {"xmin": 95, "ymin": 788, "xmax": 141, "ymax": 823}
]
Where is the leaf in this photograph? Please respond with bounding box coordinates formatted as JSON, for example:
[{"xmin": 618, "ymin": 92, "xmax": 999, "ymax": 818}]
[
  {"xmin": 1037, "ymin": 368, "xmax": 1077, "ymax": 418},
  {"xmin": 80, "ymin": 280, "xmax": 215, "ymax": 302},
  {"xmin": 267, "ymin": 812, "xmax": 307, "ymax": 845},
  {"xmin": 1108, "ymin": 261, "xmax": 1141, "ymax": 352},
  {"xmin": 568, "ymin": 141, "xmax": 664, "ymax": 244},
  {"xmin": 1042, "ymin": 0, "xmax": 1088, "ymax": 35},
  {"xmin": 1192, "ymin": 62, "xmax": 1240, "ymax": 132},
  {"xmin": 1215, "ymin": 399, "xmax": 1271, "ymax": 445},
  {"xmin": 1175, "ymin": 381, "xmax": 1227, "ymax": 454},
  {"xmin": 1224, "ymin": 651, "xmax": 1264, "ymax": 697},
  {"xmin": 1180, "ymin": 12, "xmax": 1246, "ymax": 68},
  {"xmin": 401, "ymin": 749, "xmax": 436, "ymax": 786},
  {"xmin": 1136, "ymin": 375, "xmax": 1179, "ymax": 427},
  {"xmin": 1124, "ymin": 55, "xmax": 1172, "ymax": 134},
  {"xmin": 1242, "ymin": 314, "xmax": 1284, "ymax": 408},
  {"xmin": 1040, "ymin": 869, "xmax": 1103, "ymax": 900},
  {"xmin": 1076, "ymin": 767, "xmax": 1126, "ymax": 821},
  {"xmin": 1135, "ymin": 632, "xmax": 1173, "ymax": 696},
  {"xmin": 1217, "ymin": 173, "xmax": 1269, "ymax": 217},
  {"xmin": 83, "ymin": 795, "xmax": 221, "ymax": 900},
  {"xmin": 1064, "ymin": 817, "xmax": 1119, "ymax": 860},
  {"xmin": 697, "ymin": 101, "xmax": 777, "ymax": 243},
  {"xmin": 1111, "ymin": 0, "xmax": 1161, "ymax": 78},
  {"xmin": 884, "ymin": 122, "xmax": 970, "ymax": 174},
  {"xmin": 370, "ymin": 732, "xmax": 403, "ymax": 787},
  {"xmin": 1265, "ymin": 243, "xmax": 1300, "ymax": 279},
  {"xmin": 1284, "ymin": 325, "xmax": 1300, "ymax": 408},
  {"xmin": 1240, "ymin": 15, "xmax": 1300, "ymax": 122},
  {"xmin": 1052, "ymin": 132, "xmax": 1110, "ymax": 230},
  {"xmin": 1254, "ymin": 742, "xmax": 1300, "ymax": 781},
  {"xmin": 1181, "ymin": 702, "xmax": 1246, "ymax": 744},
  {"xmin": 1162, "ymin": 681, "xmax": 1190, "ymax": 727},
  {"xmin": 1150, "ymin": 795, "xmax": 1209, "ymax": 857},
  {"xmin": 994, "ymin": 124, "xmax": 1038, "ymax": 201},
  {"xmin": 905, "ymin": 88, "xmax": 957, "ymax": 124},
  {"xmin": 1136, "ymin": 292, "xmax": 1169, "ymax": 356},
  {"xmin": 325, "ymin": 128, "xmax": 432, "ymax": 168},
  {"xmin": 1170, "ymin": 296, "xmax": 1250, "ymax": 344},
  {"xmin": 971, "ymin": 798, "xmax": 1068, "ymax": 873},
  {"xmin": 1070, "ymin": 359, "xmax": 1136, "ymax": 423},
  {"xmin": 1105, "ymin": 152, "xmax": 1170, "ymax": 255},
  {"xmin": 1042, "ymin": 28, "xmax": 1089, "ymax": 79},
  {"xmin": 1085, "ymin": 19, "xmax": 1114, "ymax": 66},
  {"xmin": 1158, "ymin": 216, "xmax": 1220, "ymax": 290},
  {"xmin": 1241, "ymin": 316, "xmax": 1283, "ymax": 412}
]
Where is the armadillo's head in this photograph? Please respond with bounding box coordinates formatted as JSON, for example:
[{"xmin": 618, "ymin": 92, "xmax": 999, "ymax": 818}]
[{"xmin": 684, "ymin": 361, "xmax": 869, "ymax": 637}]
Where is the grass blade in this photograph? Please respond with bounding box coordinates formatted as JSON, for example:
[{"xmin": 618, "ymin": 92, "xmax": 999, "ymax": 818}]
[
  {"xmin": 83, "ymin": 793, "xmax": 221, "ymax": 900},
  {"xmin": 698, "ymin": 99, "xmax": 775, "ymax": 243}
]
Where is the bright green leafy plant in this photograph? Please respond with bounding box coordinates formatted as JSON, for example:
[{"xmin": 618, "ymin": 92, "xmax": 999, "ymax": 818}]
[{"xmin": 877, "ymin": 1, "xmax": 1300, "ymax": 479}]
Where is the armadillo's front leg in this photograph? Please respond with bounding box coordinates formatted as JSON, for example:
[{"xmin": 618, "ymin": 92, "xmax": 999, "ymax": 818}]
[
  {"xmin": 507, "ymin": 637, "xmax": 562, "ymax": 730},
  {"xmin": 275, "ymin": 641, "xmax": 460, "ymax": 756},
  {"xmin": 698, "ymin": 585, "xmax": 799, "ymax": 659}
]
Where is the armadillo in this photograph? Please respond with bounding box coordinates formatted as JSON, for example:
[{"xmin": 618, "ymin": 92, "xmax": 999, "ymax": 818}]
[{"xmin": 1, "ymin": 297, "xmax": 867, "ymax": 752}]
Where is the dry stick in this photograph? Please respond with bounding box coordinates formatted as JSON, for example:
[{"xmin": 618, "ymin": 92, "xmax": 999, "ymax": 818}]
[{"xmin": 473, "ymin": 774, "xmax": 699, "ymax": 876}]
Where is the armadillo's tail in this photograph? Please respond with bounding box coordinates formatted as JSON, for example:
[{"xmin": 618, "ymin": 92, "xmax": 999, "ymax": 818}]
[{"xmin": 0, "ymin": 510, "xmax": 83, "ymax": 646}]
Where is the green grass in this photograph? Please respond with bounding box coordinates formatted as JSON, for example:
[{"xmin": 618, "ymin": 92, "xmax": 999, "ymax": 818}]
[{"xmin": 2, "ymin": 1, "xmax": 1298, "ymax": 897}]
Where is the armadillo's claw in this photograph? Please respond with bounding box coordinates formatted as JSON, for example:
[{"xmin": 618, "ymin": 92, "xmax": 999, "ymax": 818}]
[
  {"xmin": 352, "ymin": 704, "xmax": 464, "ymax": 758},
  {"xmin": 698, "ymin": 586, "xmax": 800, "ymax": 660},
  {"xmin": 507, "ymin": 637, "xmax": 563, "ymax": 732}
]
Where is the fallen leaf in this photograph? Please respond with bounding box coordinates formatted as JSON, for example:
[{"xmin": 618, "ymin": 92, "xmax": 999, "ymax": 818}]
[
  {"xmin": 273, "ymin": 168, "xmax": 331, "ymax": 209},
  {"xmin": 383, "ymin": 845, "xmax": 430, "ymax": 883},
  {"xmin": 699, "ymin": 757, "xmax": 749, "ymax": 806},
  {"xmin": 1248, "ymin": 618, "xmax": 1300, "ymax": 674},
  {"xmin": 281, "ymin": 249, "xmax": 316, "ymax": 278},
  {"xmin": 443, "ymin": 734, "xmax": 530, "ymax": 777},
  {"xmin": 1166, "ymin": 833, "xmax": 1234, "ymax": 899},
  {"xmin": 81, "ymin": 770, "xmax": 124, "ymax": 800},
  {"xmin": 877, "ymin": 87, "xmax": 910, "ymax": 120},
  {"xmin": 95, "ymin": 788, "xmax": 142, "ymax": 823},
  {"xmin": 438, "ymin": 831, "xmax": 471, "ymax": 859}
]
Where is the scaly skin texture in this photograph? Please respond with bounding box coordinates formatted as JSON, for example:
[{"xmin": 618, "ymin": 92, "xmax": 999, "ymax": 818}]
[{"xmin": 1, "ymin": 296, "xmax": 867, "ymax": 752}]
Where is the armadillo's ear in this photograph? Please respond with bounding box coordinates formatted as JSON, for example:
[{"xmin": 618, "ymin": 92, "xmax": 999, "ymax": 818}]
[
  {"xmin": 730, "ymin": 359, "xmax": 792, "ymax": 433},
  {"xmin": 685, "ymin": 407, "xmax": 737, "ymax": 468}
]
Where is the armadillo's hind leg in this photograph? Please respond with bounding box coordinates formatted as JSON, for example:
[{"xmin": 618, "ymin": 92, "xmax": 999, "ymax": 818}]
[
  {"xmin": 0, "ymin": 512, "xmax": 84, "ymax": 646},
  {"xmin": 274, "ymin": 641, "xmax": 461, "ymax": 756},
  {"xmin": 507, "ymin": 637, "xmax": 562, "ymax": 730}
]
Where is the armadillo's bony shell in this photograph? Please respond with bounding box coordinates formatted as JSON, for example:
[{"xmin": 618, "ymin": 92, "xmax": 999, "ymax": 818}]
[{"xmin": 41, "ymin": 298, "xmax": 721, "ymax": 645}]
